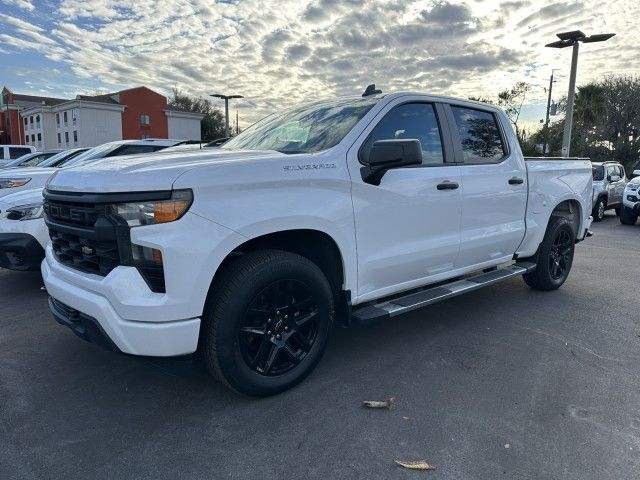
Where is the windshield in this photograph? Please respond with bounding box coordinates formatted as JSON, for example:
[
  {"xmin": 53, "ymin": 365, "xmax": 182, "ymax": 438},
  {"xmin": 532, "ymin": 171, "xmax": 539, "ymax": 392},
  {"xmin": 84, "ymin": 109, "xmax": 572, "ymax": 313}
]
[
  {"xmin": 39, "ymin": 149, "xmax": 84, "ymax": 168},
  {"xmin": 222, "ymin": 97, "xmax": 379, "ymax": 154},
  {"xmin": 3, "ymin": 152, "xmax": 52, "ymax": 168},
  {"xmin": 592, "ymin": 165, "xmax": 605, "ymax": 181},
  {"xmin": 61, "ymin": 143, "xmax": 120, "ymax": 168}
]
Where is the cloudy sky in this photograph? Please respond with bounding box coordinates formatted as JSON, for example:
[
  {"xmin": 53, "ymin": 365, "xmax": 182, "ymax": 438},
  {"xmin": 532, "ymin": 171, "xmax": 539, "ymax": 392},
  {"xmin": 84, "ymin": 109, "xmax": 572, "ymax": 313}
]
[{"xmin": 0, "ymin": 0, "xmax": 637, "ymax": 129}]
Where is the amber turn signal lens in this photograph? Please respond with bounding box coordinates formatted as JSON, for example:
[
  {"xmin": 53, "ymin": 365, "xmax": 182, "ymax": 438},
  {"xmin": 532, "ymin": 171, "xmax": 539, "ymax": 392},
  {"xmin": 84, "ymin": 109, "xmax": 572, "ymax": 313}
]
[{"xmin": 154, "ymin": 199, "xmax": 191, "ymax": 224}]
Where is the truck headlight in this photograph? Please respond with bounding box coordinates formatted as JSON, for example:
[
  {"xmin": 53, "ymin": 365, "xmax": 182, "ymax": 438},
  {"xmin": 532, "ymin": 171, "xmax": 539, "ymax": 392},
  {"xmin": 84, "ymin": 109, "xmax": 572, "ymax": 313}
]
[
  {"xmin": 112, "ymin": 190, "xmax": 193, "ymax": 227},
  {"xmin": 0, "ymin": 178, "xmax": 31, "ymax": 189},
  {"xmin": 6, "ymin": 203, "xmax": 44, "ymax": 221}
]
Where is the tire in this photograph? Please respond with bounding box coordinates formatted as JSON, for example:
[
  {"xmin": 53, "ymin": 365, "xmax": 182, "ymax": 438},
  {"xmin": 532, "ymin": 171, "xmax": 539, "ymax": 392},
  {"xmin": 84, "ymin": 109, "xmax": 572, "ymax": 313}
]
[
  {"xmin": 200, "ymin": 250, "xmax": 334, "ymax": 396},
  {"xmin": 619, "ymin": 206, "xmax": 639, "ymax": 225},
  {"xmin": 523, "ymin": 216, "xmax": 576, "ymax": 291},
  {"xmin": 592, "ymin": 198, "xmax": 605, "ymax": 222}
]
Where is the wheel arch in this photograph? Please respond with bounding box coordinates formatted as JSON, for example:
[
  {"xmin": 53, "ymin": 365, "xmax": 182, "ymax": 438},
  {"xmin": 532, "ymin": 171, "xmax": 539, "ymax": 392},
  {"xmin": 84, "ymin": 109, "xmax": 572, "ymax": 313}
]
[
  {"xmin": 550, "ymin": 199, "xmax": 582, "ymax": 237},
  {"xmin": 205, "ymin": 229, "xmax": 349, "ymax": 310}
]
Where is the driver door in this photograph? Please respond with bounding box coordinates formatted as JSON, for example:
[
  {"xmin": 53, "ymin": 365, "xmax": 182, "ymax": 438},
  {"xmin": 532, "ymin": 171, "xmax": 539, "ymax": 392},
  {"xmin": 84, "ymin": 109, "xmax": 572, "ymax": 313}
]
[{"xmin": 348, "ymin": 100, "xmax": 462, "ymax": 302}]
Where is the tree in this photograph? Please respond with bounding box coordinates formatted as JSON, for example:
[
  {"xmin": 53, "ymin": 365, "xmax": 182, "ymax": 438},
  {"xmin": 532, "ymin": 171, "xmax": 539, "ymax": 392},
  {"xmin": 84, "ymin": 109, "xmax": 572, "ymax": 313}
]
[
  {"xmin": 497, "ymin": 82, "xmax": 531, "ymax": 137},
  {"xmin": 167, "ymin": 88, "xmax": 226, "ymax": 141}
]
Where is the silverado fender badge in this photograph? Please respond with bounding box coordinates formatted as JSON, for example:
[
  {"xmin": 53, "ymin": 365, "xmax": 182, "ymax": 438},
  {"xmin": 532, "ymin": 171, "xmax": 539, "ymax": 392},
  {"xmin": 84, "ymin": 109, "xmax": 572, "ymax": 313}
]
[
  {"xmin": 81, "ymin": 246, "xmax": 95, "ymax": 256},
  {"xmin": 283, "ymin": 163, "xmax": 336, "ymax": 171}
]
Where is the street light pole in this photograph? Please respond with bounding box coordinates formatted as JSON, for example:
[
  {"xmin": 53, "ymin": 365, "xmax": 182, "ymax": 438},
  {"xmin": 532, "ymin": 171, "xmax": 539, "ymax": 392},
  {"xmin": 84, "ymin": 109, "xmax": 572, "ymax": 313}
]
[
  {"xmin": 210, "ymin": 93, "xmax": 243, "ymax": 138},
  {"xmin": 545, "ymin": 30, "xmax": 615, "ymax": 157},
  {"xmin": 562, "ymin": 42, "xmax": 580, "ymax": 157}
]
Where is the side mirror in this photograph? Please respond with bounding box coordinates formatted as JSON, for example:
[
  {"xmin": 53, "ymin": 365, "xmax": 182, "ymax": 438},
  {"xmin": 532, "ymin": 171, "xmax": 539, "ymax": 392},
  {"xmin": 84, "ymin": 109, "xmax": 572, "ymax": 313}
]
[
  {"xmin": 610, "ymin": 175, "xmax": 621, "ymax": 182},
  {"xmin": 633, "ymin": 169, "xmax": 640, "ymax": 177},
  {"xmin": 361, "ymin": 139, "xmax": 422, "ymax": 185}
]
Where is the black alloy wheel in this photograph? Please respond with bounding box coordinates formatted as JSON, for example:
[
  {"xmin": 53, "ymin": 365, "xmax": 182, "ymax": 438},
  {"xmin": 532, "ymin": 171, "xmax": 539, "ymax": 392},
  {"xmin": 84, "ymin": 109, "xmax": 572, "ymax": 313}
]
[{"xmin": 239, "ymin": 279, "xmax": 320, "ymax": 376}]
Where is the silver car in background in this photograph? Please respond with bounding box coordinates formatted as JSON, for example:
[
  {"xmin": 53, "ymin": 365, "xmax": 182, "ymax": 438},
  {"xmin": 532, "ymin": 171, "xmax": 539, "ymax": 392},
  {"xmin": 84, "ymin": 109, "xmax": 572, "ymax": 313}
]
[{"xmin": 591, "ymin": 161, "xmax": 627, "ymax": 221}]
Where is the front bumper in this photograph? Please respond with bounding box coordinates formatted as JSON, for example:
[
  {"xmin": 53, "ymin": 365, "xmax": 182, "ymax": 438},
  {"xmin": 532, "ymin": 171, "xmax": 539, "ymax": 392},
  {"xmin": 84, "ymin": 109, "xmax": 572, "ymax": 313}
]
[
  {"xmin": 41, "ymin": 211, "xmax": 245, "ymax": 357},
  {"xmin": 42, "ymin": 253, "xmax": 201, "ymax": 356},
  {"xmin": 0, "ymin": 233, "xmax": 44, "ymax": 271}
]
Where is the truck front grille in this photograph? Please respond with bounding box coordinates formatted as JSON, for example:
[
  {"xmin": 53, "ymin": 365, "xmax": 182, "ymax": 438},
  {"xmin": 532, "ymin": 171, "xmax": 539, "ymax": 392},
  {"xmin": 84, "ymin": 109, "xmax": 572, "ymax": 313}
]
[{"xmin": 43, "ymin": 189, "xmax": 167, "ymax": 293}]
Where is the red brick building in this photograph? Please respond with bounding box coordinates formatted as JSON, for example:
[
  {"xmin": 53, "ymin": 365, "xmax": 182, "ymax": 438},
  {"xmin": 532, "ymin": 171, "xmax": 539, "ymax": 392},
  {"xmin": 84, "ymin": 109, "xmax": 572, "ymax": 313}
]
[{"xmin": 1, "ymin": 86, "xmax": 203, "ymax": 149}]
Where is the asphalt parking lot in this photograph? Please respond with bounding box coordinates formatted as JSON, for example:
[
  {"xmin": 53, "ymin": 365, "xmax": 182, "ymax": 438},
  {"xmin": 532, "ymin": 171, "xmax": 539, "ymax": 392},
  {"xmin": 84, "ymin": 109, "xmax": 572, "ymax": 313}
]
[{"xmin": 1, "ymin": 214, "xmax": 639, "ymax": 480}]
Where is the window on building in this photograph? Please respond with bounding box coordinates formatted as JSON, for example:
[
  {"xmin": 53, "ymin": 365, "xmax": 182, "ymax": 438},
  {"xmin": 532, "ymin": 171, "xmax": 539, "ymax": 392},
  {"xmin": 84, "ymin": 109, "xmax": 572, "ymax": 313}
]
[
  {"xmin": 37, "ymin": 133, "xmax": 42, "ymax": 142},
  {"xmin": 57, "ymin": 133, "xmax": 61, "ymax": 145},
  {"xmin": 25, "ymin": 135, "xmax": 29, "ymax": 143},
  {"xmin": 56, "ymin": 113, "xmax": 60, "ymax": 126},
  {"xmin": 64, "ymin": 131, "xmax": 69, "ymax": 144},
  {"xmin": 31, "ymin": 134, "xmax": 35, "ymax": 142},
  {"xmin": 35, "ymin": 114, "xmax": 40, "ymax": 126},
  {"xmin": 29, "ymin": 116, "xmax": 33, "ymax": 125},
  {"xmin": 141, "ymin": 133, "xmax": 151, "ymax": 139},
  {"xmin": 72, "ymin": 109, "xmax": 78, "ymax": 125},
  {"xmin": 63, "ymin": 111, "xmax": 68, "ymax": 125},
  {"xmin": 73, "ymin": 130, "xmax": 78, "ymax": 143},
  {"xmin": 24, "ymin": 117, "xmax": 28, "ymax": 126},
  {"xmin": 140, "ymin": 114, "xmax": 150, "ymax": 125}
]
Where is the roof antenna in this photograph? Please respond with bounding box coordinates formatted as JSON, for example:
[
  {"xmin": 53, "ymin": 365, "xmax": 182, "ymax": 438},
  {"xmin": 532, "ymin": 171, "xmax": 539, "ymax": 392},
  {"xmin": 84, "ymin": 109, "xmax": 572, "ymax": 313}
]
[{"xmin": 362, "ymin": 84, "xmax": 382, "ymax": 97}]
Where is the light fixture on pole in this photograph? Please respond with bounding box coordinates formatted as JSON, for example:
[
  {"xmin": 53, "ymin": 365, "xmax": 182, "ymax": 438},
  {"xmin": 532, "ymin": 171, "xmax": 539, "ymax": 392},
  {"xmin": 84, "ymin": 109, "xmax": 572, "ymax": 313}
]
[
  {"xmin": 210, "ymin": 93, "xmax": 243, "ymax": 138},
  {"xmin": 546, "ymin": 30, "xmax": 615, "ymax": 157}
]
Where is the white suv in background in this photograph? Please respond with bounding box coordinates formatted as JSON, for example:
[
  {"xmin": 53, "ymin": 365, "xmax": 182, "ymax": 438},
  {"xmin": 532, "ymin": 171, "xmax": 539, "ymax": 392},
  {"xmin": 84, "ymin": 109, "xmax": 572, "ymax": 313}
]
[
  {"xmin": 0, "ymin": 139, "xmax": 181, "ymax": 271},
  {"xmin": 620, "ymin": 169, "xmax": 640, "ymax": 225},
  {"xmin": 0, "ymin": 145, "xmax": 37, "ymax": 167}
]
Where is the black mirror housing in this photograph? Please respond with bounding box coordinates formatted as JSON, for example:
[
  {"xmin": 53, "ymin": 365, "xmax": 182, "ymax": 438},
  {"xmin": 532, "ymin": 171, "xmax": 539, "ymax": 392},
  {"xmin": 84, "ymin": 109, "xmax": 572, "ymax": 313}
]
[{"xmin": 361, "ymin": 139, "xmax": 422, "ymax": 185}]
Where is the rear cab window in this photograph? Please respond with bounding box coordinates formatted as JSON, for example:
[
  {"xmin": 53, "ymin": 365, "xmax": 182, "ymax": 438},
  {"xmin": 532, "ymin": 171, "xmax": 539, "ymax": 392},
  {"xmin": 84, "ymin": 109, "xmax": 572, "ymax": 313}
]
[{"xmin": 451, "ymin": 106, "xmax": 506, "ymax": 164}]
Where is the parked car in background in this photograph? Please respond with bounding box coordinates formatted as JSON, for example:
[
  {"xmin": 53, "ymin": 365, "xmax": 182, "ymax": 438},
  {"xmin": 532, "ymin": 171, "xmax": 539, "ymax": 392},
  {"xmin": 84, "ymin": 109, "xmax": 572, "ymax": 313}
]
[
  {"xmin": 0, "ymin": 140, "xmax": 181, "ymax": 271},
  {"xmin": 620, "ymin": 170, "xmax": 640, "ymax": 225},
  {"xmin": 591, "ymin": 161, "xmax": 627, "ymax": 221},
  {"xmin": 35, "ymin": 148, "xmax": 90, "ymax": 168},
  {"xmin": 206, "ymin": 137, "xmax": 230, "ymax": 147},
  {"xmin": 40, "ymin": 92, "xmax": 593, "ymax": 396},
  {"xmin": 0, "ymin": 145, "xmax": 37, "ymax": 167},
  {"xmin": 2, "ymin": 150, "xmax": 63, "ymax": 169},
  {"xmin": 0, "ymin": 139, "xmax": 180, "ymax": 199}
]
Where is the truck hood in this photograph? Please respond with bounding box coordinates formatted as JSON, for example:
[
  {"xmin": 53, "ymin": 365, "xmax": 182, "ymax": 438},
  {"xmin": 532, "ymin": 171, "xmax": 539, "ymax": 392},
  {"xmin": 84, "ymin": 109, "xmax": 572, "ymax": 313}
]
[
  {"xmin": 0, "ymin": 187, "xmax": 44, "ymax": 210},
  {"xmin": 46, "ymin": 148, "xmax": 284, "ymax": 193}
]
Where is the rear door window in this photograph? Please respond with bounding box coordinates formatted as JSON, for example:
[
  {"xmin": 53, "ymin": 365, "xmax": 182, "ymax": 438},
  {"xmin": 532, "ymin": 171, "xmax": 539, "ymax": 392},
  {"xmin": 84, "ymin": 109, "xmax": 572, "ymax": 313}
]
[
  {"xmin": 592, "ymin": 166, "xmax": 604, "ymax": 181},
  {"xmin": 109, "ymin": 145, "xmax": 157, "ymax": 156},
  {"xmin": 451, "ymin": 107, "xmax": 506, "ymax": 164}
]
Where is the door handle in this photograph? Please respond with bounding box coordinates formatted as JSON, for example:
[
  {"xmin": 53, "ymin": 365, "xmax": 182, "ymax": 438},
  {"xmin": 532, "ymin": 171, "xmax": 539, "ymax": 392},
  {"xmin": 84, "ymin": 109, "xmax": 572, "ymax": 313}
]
[
  {"xmin": 509, "ymin": 177, "xmax": 524, "ymax": 185},
  {"xmin": 437, "ymin": 181, "xmax": 459, "ymax": 190}
]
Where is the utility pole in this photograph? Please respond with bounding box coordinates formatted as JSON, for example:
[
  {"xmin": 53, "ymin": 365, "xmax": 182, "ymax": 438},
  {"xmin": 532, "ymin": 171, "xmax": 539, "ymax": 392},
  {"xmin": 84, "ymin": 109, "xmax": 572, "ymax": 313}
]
[
  {"xmin": 210, "ymin": 93, "xmax": 243, "ymax": 138},
  {"xmin": 543, "ymin": 69, "xmax": 557, "ymax": 154},
  {"xmin": 546, "ymin": 30, "xmax": 615, "ymax": 157}
]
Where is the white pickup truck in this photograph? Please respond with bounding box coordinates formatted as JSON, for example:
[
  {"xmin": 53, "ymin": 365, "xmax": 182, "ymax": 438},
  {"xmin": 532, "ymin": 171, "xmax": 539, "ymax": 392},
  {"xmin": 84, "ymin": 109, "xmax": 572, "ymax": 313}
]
[{"xmin": 41, "ymin": 90, "xmax": 593, "ymax": 396}]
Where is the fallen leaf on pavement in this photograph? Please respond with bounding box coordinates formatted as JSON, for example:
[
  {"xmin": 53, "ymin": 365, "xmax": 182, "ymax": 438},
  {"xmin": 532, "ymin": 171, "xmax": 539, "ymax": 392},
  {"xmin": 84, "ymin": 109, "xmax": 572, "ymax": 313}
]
[
  {"xmin": 394, "ymin": 460, "xmax": 436, "ymax": 471},
  {"xmin": 363, "ymin": 397, "xmax": 396, "ymax": 409}
]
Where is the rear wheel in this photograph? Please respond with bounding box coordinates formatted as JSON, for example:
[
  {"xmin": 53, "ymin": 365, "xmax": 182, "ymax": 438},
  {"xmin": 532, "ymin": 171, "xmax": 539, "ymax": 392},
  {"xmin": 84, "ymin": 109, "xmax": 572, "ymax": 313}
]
[
  {"xmin": 592, "ymin": 198, "xmax": 605, "ymax": 222},
  {"xmin": 620, "ymin": 206, "xmax": 639, "ymax": 225},
  {"xmin": 200, "ymin": 250, "xmax": 334, "ymax": 396},
  {"xmin": 524, "ymin": 216, "xmax": 575, "ymax": 291}
]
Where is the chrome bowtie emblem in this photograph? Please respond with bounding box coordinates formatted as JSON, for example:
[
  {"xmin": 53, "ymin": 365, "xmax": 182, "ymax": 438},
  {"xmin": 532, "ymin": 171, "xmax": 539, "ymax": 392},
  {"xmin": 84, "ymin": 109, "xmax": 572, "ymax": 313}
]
[{"xmin": 81, "ymin": 245, "xmax": 94, "ymax": 255}]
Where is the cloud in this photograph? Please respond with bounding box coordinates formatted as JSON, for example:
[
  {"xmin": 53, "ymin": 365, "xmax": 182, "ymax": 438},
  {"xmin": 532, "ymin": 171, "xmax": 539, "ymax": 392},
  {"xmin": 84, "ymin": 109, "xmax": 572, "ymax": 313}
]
[
  {"xmin": 0, "ymin": 0, "xmax": 636, "ymax": 129},
  {"xmin": 1, "ymin": 0, "xmax": 34, "ymax": 11}
]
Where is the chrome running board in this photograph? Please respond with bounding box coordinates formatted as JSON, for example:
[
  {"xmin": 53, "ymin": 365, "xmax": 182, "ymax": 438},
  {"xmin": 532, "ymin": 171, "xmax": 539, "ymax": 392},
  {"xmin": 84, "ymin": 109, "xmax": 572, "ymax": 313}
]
[{"xmin": 352, "ymin": 262, "xmax": 536, "ymax": 324}]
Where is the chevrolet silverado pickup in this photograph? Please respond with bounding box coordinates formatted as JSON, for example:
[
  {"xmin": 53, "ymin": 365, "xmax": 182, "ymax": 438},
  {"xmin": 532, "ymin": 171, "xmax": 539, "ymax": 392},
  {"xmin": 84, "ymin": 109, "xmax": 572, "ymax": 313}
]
[{"xmin": 41, "ymin": 90, "xmax": 593, "ymax": 396}]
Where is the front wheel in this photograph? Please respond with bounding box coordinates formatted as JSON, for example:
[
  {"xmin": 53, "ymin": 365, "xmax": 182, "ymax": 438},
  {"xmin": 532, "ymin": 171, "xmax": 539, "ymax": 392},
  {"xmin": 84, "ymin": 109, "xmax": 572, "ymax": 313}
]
[
  {"xmin": 620, "ymin": 206, "xmax": 639, "ymax": 225},
  {"xmin": 200, "ymin": 250, "xmax": 334, "ymax": 396},
  {"xmin": 592, "ymin": 198, "xmax": 605, "ymax": 222},
  {"xmin": 523, "ymin": 216, "xmax": 575, "ymax": 291}
]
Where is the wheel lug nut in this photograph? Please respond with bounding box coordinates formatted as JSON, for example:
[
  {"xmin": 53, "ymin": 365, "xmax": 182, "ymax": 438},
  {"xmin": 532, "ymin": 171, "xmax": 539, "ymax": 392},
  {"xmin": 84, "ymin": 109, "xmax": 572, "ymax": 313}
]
[
  {"xmin": 285, "ymin": 326, "xmax": 289, "ymax": 331},
  {"xmin": 267, "ymin": 330, "xmax": 272, "ymax": 335},
  {"xmin": 276, "ymin": 334, "xmax": 281, "ymax": 339}
]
